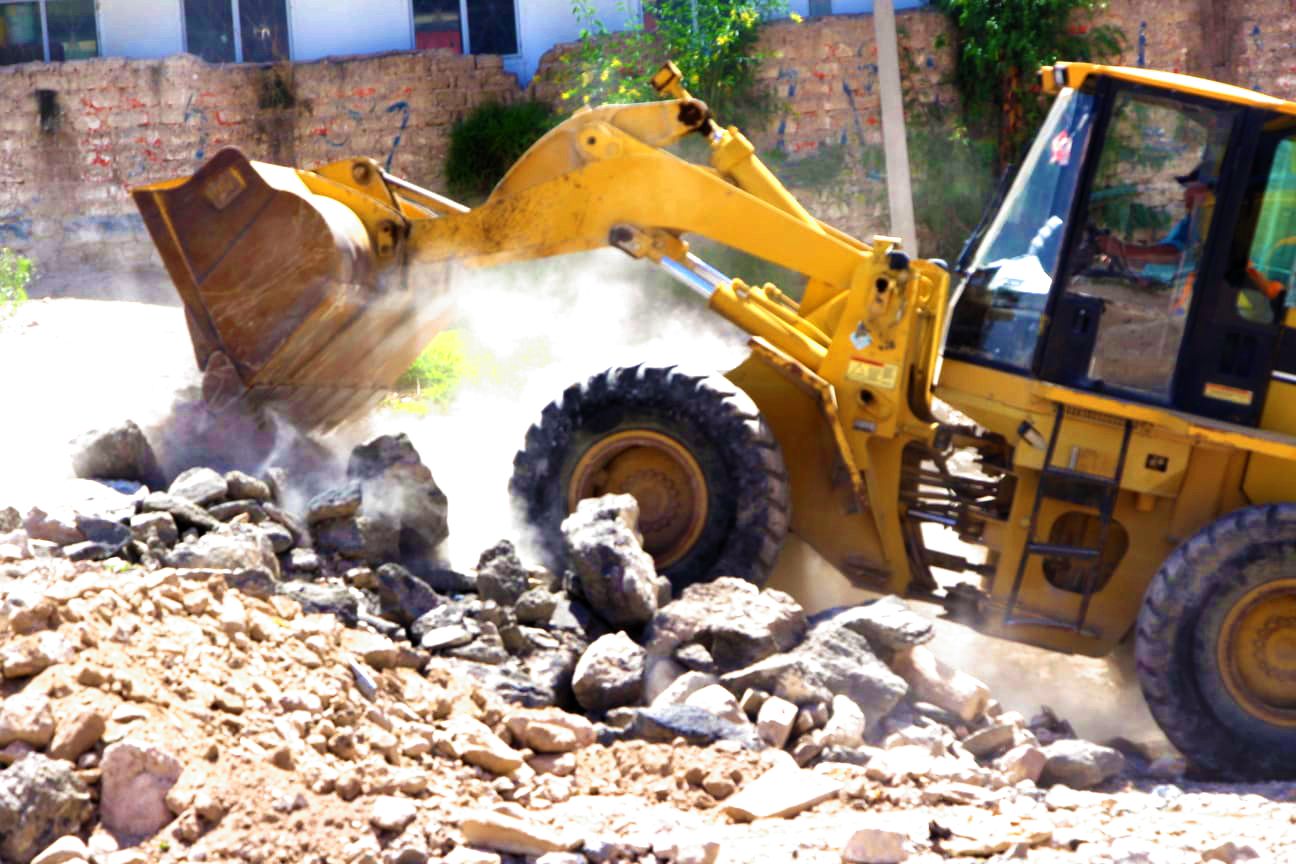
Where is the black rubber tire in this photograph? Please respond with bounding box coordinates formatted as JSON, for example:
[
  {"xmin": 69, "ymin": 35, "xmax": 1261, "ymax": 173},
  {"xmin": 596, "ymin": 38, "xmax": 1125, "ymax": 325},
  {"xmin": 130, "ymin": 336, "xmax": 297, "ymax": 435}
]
[
  {"xmin": 1135, "ymin": 503, "xmax": 1296, "ymax": 778},
  {"xmin": 509, "ymin": 365, "xmax": 790, "ymax": 592}
]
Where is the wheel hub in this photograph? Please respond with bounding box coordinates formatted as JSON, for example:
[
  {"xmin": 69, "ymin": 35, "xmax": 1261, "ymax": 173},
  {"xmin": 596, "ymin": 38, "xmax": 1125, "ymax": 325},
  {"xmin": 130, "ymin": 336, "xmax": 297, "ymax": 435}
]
[
  {"xmin": 1218, "ymin": 577, "xmax": 1296, "ymax": 727},
  {"xmin": 568, "ymin": 430, "xmax": 708, "ymax": 569}
]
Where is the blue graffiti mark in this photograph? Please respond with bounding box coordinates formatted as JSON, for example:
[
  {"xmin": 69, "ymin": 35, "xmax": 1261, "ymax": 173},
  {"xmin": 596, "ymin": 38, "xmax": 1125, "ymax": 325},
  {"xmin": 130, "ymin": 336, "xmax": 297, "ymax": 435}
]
[
  {"xmin": 0, "ymin": 216, "xmax": 32, "ymax": 244},
  {"xmin": 1137, "ymin": 21, "xmax": 1147, "ymax": 67},
  {"xmin": 183, "ymin": 94, "xmax": 210, "ymax": 161},
  {"xmin": 776, "ymin": 117, "xmax": 787, "ymax": 152},
  {"xmin": 841, "ymin": 80, "xmax": 870, "ymax": 152},
  {"xmin": 65, "ymin": 214, "xmax": 146, "ymax": 241},
  {"xmin": 384, "ymin": 100, "xmax": 411, "ymax": 171},
  {"xmin": 925, "ymin": 55, "xmax": 935, "ymax": 69},
  {"xmin": 1252, "ymin": 24, "xmax": 1263, "ymax": 52}
]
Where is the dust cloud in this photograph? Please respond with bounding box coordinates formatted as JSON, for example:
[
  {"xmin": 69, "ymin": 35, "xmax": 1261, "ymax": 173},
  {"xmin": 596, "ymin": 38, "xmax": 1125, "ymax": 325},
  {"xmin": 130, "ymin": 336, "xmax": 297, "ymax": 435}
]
[{"xmin": 370, "ymin": 249, "xmax": 749, "ymax": 569}]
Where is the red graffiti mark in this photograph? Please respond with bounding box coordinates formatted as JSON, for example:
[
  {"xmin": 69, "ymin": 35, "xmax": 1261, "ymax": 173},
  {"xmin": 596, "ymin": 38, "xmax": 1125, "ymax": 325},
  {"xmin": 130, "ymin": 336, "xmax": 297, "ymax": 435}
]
[
  {"xmin": 866, "ymin": 116, "xmax": 879, "ymax": 126},
  {"xmin": 213, "ymin": 111, "xmax": 241, "ymax": 127},
  {"xmin": 200, "ymin": 91, "xmax": 219, "ymax": 99},
  {"xmin": 128, "ymin": 97, "xmax": 147, "ymax": 109},
  {"xmin": 80, "ymin": 97, "xmax": 107, "ymax": 113},
  {"xmin": 1067, "ymin": 24, "xmax": 1089, "ymax": 35},
  {"xmin": 402, "ymin": 86, "xmax": 414, "ymax": 95},
  {"xmin": 313, "ymin": 126, "xmax": 329, "ymax": 137},
  {"xmin": 793, "ymin": 140, "xmax": 818, "ymax": 153},
  {"xmin": 91, "ymin": 154, "xmax": 111, "ymax": 167},
  {"xmin": 814, "ymin": 71, "xmax": 827, "ymax": 80},
  {"xmin": 353, "ymin": 87, "xmax": 377, "ymax": 98}
]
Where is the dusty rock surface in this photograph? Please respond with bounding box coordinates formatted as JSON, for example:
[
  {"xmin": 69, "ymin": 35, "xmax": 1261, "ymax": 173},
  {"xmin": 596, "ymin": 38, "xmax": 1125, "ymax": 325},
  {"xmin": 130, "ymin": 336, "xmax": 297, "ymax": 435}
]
[{"xmin": 1, "ymin": 301, "xmax": 1294, "ymax": 864}]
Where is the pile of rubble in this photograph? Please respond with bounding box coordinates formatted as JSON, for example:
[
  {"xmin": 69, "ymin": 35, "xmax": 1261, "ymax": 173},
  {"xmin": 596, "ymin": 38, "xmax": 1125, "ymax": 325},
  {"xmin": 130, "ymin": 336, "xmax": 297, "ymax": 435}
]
[{"xmin": 2, "ymin": 418, "xmax": 1257, "ymax": 864}]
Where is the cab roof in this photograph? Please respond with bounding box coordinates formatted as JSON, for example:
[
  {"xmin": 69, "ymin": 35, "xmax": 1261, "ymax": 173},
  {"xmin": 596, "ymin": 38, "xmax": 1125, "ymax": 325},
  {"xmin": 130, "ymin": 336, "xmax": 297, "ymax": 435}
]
[{"xmin": 1041, "ymin": 62, "xmax": 1296, "ymax": 117}]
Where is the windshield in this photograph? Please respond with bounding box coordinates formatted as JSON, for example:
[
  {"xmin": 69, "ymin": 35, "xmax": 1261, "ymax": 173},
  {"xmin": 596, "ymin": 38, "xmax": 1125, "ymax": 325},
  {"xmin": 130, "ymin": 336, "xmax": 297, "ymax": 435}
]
[{"xmin": 946, "ymin": 88, "xmax": 1097, "ymax": 369}]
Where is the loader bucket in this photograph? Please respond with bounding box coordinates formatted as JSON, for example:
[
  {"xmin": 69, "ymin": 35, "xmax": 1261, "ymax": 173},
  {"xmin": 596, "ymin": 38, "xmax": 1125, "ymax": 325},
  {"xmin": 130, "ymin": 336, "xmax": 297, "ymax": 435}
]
[{"xmin": 133, "ymin": 148, "xmax": 450, "ymax": 430}]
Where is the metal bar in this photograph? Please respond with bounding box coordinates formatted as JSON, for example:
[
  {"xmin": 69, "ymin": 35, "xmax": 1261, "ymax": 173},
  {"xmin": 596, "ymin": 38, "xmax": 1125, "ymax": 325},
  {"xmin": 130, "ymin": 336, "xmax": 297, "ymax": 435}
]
[
  {"xmin": 381, "ymin": 172, "xmax": 470, "ymax": 216},
  {"xmin": 1075, "ymin": 418, "xmax": 1134, "ymax": 630},
  {"xmin": 658, "ymin": 257, "xmax": 718, "ymax": 300},
  {"xmin": 1004, "ymin": 403, "xmax": 1067, "ymax": 623}
]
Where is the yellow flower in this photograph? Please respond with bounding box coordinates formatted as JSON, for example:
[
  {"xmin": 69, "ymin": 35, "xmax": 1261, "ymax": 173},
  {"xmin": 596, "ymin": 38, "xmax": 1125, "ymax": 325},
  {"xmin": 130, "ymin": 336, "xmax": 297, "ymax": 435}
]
[
  {"xmin": 740, "ymin": 10, "xmax": 756, "ymax": 26},
  {"xmin": 583, "ymin": 94, "xmax": 591, "ymax": 104},
  {"xmin": 790, "ymin": 11, "xmax": 803, "ymax": 22},
  {"xmin": 716, "ymin": 32, "xmax": 731, "ymax": 46},
  {"xmin": 560, "ymin": 89, "xmax": 575, "ymax": 101},
  {"xmin": 610, "ymin": 57, "xmax": 622, "ymax": 68},
  {"xmin": 600, "ymin": 67, "xmax": 610, "ymax": 81}
]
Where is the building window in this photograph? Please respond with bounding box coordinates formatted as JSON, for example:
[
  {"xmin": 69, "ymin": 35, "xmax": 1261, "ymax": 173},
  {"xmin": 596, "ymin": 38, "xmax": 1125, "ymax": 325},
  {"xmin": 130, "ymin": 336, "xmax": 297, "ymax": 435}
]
[
  {"xmin": 808, "ymin": 0, "xmax": 831, "ymax": 16},
  {"xmin": 412, "ymin": 0, "xmax": 517, "ymax": 56},
  {"xmin": 413, "ymin": 0, "xmax": 462, "ymax": 52},
  {"xmin": 0, "ymin": 0, "xmax": 97, "ymax": 65},
  {"xmin": 183, "ymin": 0, "xmax": 289, "ymax": 63}
]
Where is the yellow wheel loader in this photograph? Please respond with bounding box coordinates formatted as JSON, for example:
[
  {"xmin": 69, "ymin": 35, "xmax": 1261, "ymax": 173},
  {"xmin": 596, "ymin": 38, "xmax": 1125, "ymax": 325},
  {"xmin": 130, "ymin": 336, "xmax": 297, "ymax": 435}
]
[{"xmin": 133, "ymin": 61, "xmax": 1296, "ymax": 777}]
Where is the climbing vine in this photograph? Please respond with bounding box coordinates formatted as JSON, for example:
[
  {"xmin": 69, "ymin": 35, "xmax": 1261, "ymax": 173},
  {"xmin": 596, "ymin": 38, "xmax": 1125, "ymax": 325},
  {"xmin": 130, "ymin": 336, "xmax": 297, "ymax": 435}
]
[{"xmin": 933, "ymin": 0, "xmax": 1124, "ymax": 161}]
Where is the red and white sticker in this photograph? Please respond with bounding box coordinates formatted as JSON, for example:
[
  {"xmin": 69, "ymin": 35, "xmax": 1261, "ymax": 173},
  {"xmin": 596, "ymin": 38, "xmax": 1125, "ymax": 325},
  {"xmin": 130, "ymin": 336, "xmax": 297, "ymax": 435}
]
[{"xmin": 1050, "ymin": 130, "xmax": 1073, "ymax": 166}]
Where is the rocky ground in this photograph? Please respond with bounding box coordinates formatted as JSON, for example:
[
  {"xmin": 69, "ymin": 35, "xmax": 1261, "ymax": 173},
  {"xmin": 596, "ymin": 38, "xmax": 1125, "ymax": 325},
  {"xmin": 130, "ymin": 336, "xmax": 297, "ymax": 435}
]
[{"xmin": 1, "ymin": 300, "xmax": 1294, "ymax": 864}]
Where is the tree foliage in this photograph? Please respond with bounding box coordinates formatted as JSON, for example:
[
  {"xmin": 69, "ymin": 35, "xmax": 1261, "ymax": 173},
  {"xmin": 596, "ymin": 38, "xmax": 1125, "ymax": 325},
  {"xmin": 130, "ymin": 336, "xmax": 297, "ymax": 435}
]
[
  {"xmin": 933, "ymin": 0, "xmax": 1123, "ymax": 160},
  {"xmin": 0, "ymin": 248, "xmax": 31, "ymax": 319},
  {"xmin": 444, "ymin": 101, "xmax": 561, "ymax": 202},
  {"xmin": 562, "ymin": 0, "xmax": 793, "ymax": 122}
]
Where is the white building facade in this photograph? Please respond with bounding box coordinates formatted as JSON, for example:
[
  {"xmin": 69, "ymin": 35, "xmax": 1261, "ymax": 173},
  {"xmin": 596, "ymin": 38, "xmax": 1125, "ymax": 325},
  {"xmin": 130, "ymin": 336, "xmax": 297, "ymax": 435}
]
[{"xmin": 0, "ymin": 0, "xmax": 927, "ymax": 85}]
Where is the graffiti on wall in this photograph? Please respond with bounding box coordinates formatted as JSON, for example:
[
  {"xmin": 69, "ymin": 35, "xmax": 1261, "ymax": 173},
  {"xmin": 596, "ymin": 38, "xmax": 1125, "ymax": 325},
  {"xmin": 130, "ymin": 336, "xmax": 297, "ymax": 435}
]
[{"xmin": 313, "ymin": 86, "xmax": 415, "ymax": 170}]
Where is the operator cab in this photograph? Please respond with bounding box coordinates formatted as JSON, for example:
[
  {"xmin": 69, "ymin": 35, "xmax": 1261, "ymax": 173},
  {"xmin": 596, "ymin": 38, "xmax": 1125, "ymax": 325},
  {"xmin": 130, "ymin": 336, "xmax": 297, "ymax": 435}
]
[{"xmin": 946, "ymin": 63, "xmax": 1296, "ymax": 428}]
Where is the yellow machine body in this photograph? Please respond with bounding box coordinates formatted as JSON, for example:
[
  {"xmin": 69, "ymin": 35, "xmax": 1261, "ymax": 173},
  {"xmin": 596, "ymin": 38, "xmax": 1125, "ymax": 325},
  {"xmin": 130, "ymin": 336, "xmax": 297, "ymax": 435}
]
[{"xmin": 132, "ymin": 60, "xmax": 1296, "ymax": 666}]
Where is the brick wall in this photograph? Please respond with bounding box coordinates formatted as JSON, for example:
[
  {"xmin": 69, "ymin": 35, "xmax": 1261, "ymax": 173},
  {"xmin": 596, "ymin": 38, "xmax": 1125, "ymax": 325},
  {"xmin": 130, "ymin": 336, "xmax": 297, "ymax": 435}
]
[
  {"xmin": 9, "ymin": 1, "xmax": 1296, "ymax": 293},
  {"xmin": 0, "ymin": 50, "xmax": 517, "ymax": 297}
]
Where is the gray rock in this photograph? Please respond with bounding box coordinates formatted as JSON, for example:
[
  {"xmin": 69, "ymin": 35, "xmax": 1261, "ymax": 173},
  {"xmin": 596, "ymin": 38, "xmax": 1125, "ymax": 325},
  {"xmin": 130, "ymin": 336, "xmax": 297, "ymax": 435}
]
[
  {"xmin": 63, "ymin": 541, "xmax": 116, "ymax": 562},
  {"xmin": 411, "ymin": 599, "xmax": 472, "ymax": 639},
  {"xmin": 374, "ymin": 562, "xmax": 443, "ymax": 625},
  {"xmin": 674, "ymin": 642, "xmax": 717, "ymax": 673},
  {"xmin": 631, "ymin": 705, "xmax": 758, "ymax": 747},
  {"xmin": 0, "ymin": 507, "xmax": 19, "ymax": 532},
  {"xmin": 130, "ymin": 511, "xmax": 178, "ymax": 547},
  {"xmin": 516, "ymin": 588, "xmax": 559, "ymax": 625},
  {"xmin": 562, "ymin": 495, "xmax": 671, "ymax": 628},
  {"xmin": 70, "ymin": 420, "xmax": 162, "ymax": 487},
  {"xmin": 262, "ymin": 502, "xmax": 310, "ymax": 548},
  {"xmin": 420, "ymin": 624, "xmax": 475, "ymax": 651},
  {"xmin": 721, "ymin": 622, "xmax": 907, "ymax": 725},
  {"xmin": 168, "ymin": 467, "xmax": 228, "ymax": 507},
  {"xmin": 572, "ymin": 631, "xmax": 645, "ymax": 713},
  {"xmin": 815, "ymin": 596, "xmax": 934, "ymax": 653},
  {"xmin": 313, "ymin": 515, "xmax": 399, "ymax": 562},
  {"xmin": 277, "ymin": 581, "xmax": 359, "ymax": 625},
  {"xmin": 347, "ymin": 434, "xmax": 449, "ymax": 559},
  {"xmin": 286, "ymin": 548, "xmax": 320, "ymax": 573},
  {"xmin": 457, "ymin": 659, "xmax": 558, "ymax": 708},
  {"xmin": 476, "ymin": 540, "xmax": 529, "ymax": 605},
  {"xmin": 224, "ymin": 568, "xmax": 278, "ymax": 599},
  {"xmin": 446, "ymin": 622, "xmax": 509, "ymax": 665},
  {"xmin": 306, "ymin": 482, "xmax": 363, "ymax": 524},
  {"xmin": 224, "ymin": 470, "xmax": 272, "ymax": 502},
  {"xmin": 208, "ymin": 499, "xmax": 267, "ymax": 523},
  {"xmin": 1040, "ymin": 739, "xmax": 1126, "ymax": 789},
  {"xmin": 259, "ymin": 521, "xmax": 294, "ymax": 554},
  {"xmin": 0, "ymin": 754, "xmax": 92, "ymax": 864},
  {"xmin": 140, "ymin": 492, "xmax": 220, "ymax": 531},
  {"xmin": 74, "ymin": 515, "xmax": 131, "ymax": 554},
  {"xmin": 23, "ymin": 508, "xmax": 84, "ymax": 546},
  {"xmin": 421, "ymin": 567, "xmax": 477, "ymax": 594},
  {"xmin": 645, "ymin": 577, "xmax": 806, "ymax": 672},
  {"xmin": 164, "ymin": 521, "xmax": 281, "ymax": 578}
]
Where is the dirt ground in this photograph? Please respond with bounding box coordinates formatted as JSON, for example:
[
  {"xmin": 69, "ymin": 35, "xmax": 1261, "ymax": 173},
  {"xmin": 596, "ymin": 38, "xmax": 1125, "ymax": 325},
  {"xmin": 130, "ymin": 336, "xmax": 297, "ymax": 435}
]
[{"xmin": 2, "ymin": 298, "xmax": 1295, "ymax": 863}]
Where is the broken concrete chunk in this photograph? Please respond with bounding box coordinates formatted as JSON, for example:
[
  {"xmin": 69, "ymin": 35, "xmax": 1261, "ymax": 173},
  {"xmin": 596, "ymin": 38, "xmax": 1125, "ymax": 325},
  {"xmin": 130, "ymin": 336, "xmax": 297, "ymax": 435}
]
[
  {"xmin": 721, "ymin": 765, "xmax": 843, "ymax": 821},
  {"xmin": 646, "ymin": 577, "xmax": 806, "ymax": 672},
  {"xmin": 562, "ymin": 494, "xmax": 671, "ymax": 627},
  {"xmin": 168, "ymin": 466, "xmax": 228, "ymax": 507},
  {"xmin": 70, "ymin": 420, "xmax": 163, "ymax": 487},
  {"xmin": 572, "ymin": 631, "xmax": 645, "ymax": 713},
  {"xmin": 890, "ymin": 645, "xmax": 989, "ymax": 723},
  {"xmin": 1039, "ymin": 739, "xmax": 1125, "ymax": 789},
  {"xmin": 756, "ymin": 695, "xmax": 798, "ymax": 749},
  {"xmin": 99, "ymin": 738, "xmax": 182, "ymax": 839},
  {"xmin": 460, "ymin": 811, "xmax": 583, "ymax": 856},
  {"xmin": 842, "ymin": 827, "xmax": 908, "ymax": 864}
]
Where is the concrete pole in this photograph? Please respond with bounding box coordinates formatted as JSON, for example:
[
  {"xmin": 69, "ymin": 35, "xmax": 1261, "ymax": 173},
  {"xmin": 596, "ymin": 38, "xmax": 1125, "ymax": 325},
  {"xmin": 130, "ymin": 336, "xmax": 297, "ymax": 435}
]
[{"xmin": 873, "ymin": 0, "xmax": 918, "ymax": 255}]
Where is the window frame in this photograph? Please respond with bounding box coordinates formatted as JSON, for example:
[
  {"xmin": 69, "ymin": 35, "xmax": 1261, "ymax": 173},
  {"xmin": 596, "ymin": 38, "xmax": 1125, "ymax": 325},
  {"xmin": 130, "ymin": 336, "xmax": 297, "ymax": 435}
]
[
  {"xmin": 0, "ymin": 0, "xmax": 101, "ymax": 64},
  {"xmin": 179, "ymin": 0, "xmax": 294, "ymax": 64},
  {"xmin": 408, "ymin": 0, "xmax": 522, "ymax": 59}
]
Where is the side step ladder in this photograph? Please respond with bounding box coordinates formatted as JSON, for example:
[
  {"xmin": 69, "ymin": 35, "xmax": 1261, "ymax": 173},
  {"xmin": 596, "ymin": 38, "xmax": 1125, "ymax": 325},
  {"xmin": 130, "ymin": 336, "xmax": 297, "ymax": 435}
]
[{"xmin": 1003, "ymin": 403, "xmax": 1133, "ymax": 633}]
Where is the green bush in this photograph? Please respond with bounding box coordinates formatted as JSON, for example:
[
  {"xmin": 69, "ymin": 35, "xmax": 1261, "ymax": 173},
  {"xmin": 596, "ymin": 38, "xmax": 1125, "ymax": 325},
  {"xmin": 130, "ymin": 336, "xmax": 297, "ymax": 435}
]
[
  {"xmin": 394, "ymin": 329, "xmax": 472, "ymax": 405},
  {"xmin": 0, "ymin": 248, "xmax": 31, "ymax": 319},
  {"xmin": 445, "ymin": 101, "xmax": 560, "ymax": 202}
]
